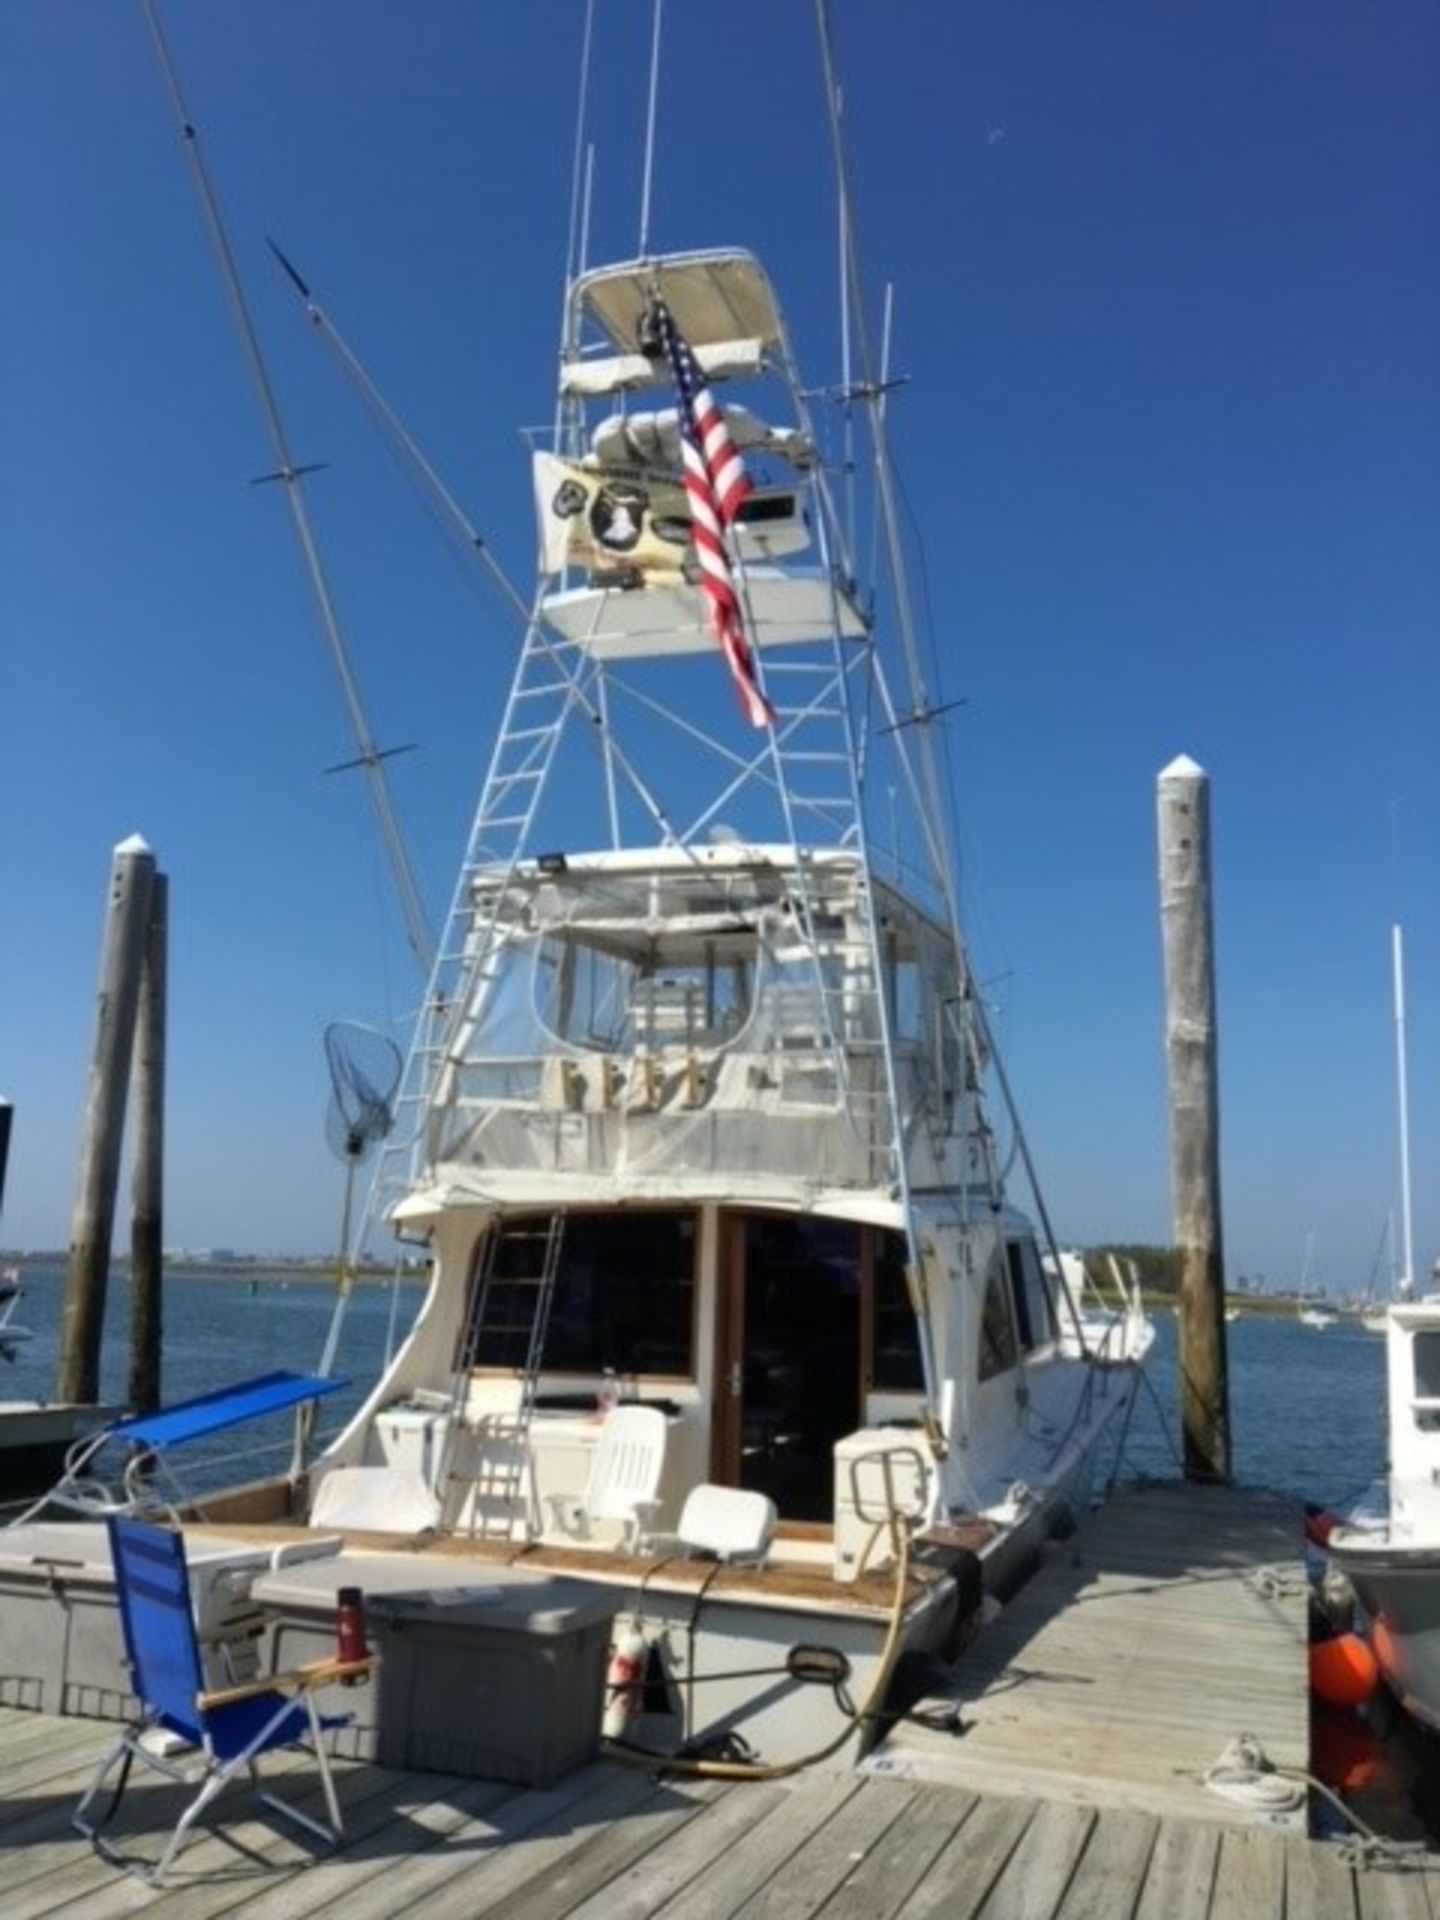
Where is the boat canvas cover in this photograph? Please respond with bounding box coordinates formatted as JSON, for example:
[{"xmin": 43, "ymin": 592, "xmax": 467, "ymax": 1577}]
[{"xmin": 577, "ymin": 252, "xmax": 783, "ymax": 355}]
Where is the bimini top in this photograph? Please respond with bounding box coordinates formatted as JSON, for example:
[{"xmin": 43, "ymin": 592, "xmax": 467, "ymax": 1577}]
[{"xmin": 572, "ymin": 249, "xmax": 785, "ymax": 357}]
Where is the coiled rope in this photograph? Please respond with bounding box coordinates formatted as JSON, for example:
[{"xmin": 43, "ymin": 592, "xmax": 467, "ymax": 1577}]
[{"xmin": 1203, "ymin": 1734, "xmax": 1430, "ymax": 1869}]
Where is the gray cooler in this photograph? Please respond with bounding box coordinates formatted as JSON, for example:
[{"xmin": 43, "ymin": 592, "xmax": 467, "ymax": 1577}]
[{"xmin": 252, "ymin": 1553, "xmax": 622, "ymax": 1786}]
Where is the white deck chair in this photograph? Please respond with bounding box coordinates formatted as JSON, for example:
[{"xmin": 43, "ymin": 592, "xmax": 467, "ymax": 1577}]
[
  {"xmin": 644, "ymin": 1484, "xmax": 777, "ymax": 1564},
  {"xmin": 309, "ymin": 1466, "xmax": 440, "ymax": 1536},
  {"xmin": 546, "ymin": 1404, "xmax": 667, "ymax": 1550}
]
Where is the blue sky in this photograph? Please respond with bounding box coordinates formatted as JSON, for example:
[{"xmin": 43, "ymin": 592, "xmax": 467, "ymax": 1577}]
[{"xmin": 2, "ymin": 2, "xmax": 1436, "ymax": 1292}]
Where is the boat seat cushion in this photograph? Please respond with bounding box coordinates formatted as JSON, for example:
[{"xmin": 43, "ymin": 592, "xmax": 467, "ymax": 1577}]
[{"xmin": 309, "ymin": 1465, "xmax": 440, "ymax": 1535}]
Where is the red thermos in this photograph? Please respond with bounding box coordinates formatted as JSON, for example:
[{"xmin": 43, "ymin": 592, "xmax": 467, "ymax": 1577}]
[{"xmin": 336, "ymin": 1586, "xmax": 367, "ymax": 1679}]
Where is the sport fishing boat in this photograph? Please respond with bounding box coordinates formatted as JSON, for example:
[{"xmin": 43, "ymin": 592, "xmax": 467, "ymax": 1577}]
[
  {"xmin": 56, "ymin": 6, "xmax": 1151, "ymax": 1776},
  {"xmin": 254, "ymin": 216, "xmax": 1155, "ymax": 1767}
]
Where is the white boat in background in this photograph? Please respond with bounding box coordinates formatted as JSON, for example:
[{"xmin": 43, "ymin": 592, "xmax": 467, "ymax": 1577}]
[
  {"xmin": 0, "ymin": 1266, "xmax": 34, "ymax": 1363},
  {"xmin": 1298, "ymin": 1306, "xmax": 1337, "ymax": 1330},
  {"xmin": 1329, "ymin": 927, "xmax": 1440, "ymax": 1731}
]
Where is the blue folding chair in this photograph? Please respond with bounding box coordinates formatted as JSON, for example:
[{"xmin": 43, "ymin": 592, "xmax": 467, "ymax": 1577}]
[{"xmin": 73, "ymin": 1517, "xmax": 374, "ymax": 1885}]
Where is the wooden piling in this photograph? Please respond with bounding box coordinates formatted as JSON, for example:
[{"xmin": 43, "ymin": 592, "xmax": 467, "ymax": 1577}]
[
  {"xmin": 128, "ymin": 870, "xmax": 168, "ymax": 1415},
  {"xmin": 1157, "ymin": 755, "xmax": 1231, "ymax": 1484},
  {"xmin": 57, "ymin": 835, "xmax": 156, "ymax": 1406},
  {"xmin": 0, "ymin": 1098, "xmax": 12, "ymax": 1224}
]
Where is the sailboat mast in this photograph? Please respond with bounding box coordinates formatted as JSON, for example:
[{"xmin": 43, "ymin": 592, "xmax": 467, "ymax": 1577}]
[{"xmin": 1393, "ymin": 924, "xmax": 1416, "ymax": 1294}]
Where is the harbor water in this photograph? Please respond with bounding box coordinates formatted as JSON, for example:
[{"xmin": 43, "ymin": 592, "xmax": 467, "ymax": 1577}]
[{"xmin": 0, "ymin": 1269, "xmax": 1387, "ymax": 1511}]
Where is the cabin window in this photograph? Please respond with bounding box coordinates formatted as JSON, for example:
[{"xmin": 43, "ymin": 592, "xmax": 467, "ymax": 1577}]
[
  {"xmin": 1415, "ymin": 1333, "xmax": 1440, "ymax": 1400},
  {"xmin": 979, "ymin": 1267, "xmax": 1019, "ymax": 1380},
  {"xmin": 872, "ymin": 1230, "xmax": 924, "ymax": 1390},
  {"xmin": 1006, "ymin": 1240, "xmax": 1056, "ymax": 1351},
  {"xmin": 459, "ymin": 1210, "xmax": 697, "ymax": 1378}
]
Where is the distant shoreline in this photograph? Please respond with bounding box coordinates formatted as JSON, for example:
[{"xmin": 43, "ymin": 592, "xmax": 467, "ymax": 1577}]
[{"xmin": 1, "ymin": 1258, "xmax": 428, "ymax": 1285}]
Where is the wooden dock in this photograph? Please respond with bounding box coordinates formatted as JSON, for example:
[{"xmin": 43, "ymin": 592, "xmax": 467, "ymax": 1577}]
[
  {"xmin": 866, "ymin": 1482, "xmax": 1312, "ymax": 1829},
  {"xmin": 1, "ymin": 1702, "xmax": 1436, "ymax": 1919}
]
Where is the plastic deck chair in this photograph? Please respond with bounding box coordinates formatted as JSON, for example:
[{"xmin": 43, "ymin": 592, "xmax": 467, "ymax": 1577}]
[
  {"xmin": 73, "ymin": 1517, "xmax": 374, "ymax": 1886},
  {"xmin": 546, "ymin": 1404, "xmax": 667, "ymax": 1549},
  {"xmin": 644, "ymin": 1484, "xmax": 777, "ymax": 1564},
  {"xmin": 309, "ymin": 1465, "xmax": 441, "ymax": 1535}
]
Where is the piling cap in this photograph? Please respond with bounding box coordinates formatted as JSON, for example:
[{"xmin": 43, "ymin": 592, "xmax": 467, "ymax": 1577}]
[
  {"xmin": 1158, "ymin": 753, "xmax": 1207, "ymax": 782},
  {"xmin": 114, "ymin": 833, "xmax": 153, "ymax": 855}
]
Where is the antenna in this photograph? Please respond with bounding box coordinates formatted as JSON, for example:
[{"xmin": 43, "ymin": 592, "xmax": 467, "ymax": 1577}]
[
  {"xmin": 141, "ymin": 0, "xmax": 435, "ymax": 976},
  {"xmin": 1393, "ymin": 924, "xmax": 1416, "ymax": 1294},
  {"xmin": 637, "ymin": 0, "xmax": 665, "ymax": 256}
]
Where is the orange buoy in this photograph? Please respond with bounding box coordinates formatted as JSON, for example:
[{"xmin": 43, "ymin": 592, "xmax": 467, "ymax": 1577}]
[
  {"xmin": 1305, "ymin": 1505, "xmax": 1341, "ymax": 1548},
  {"xmin": 1309, "ymin": 1631, "xmax": 1379, "ymax": 1709},
  {"xmin": 1310, "ymin": 1705, "xmax": 1385, "ymax": 1791}
]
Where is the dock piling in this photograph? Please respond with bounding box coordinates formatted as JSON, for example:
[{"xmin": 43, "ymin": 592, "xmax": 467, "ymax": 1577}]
[
  {"xmin": 128, "ymin": 871, "xmax": 168, "ymax": 1415},
  {"xmin": 1157, "ymin": 755, "xmax": 1231, "ymax": 1484},
  {"xmin": 57, "ymin": 835, "xmax": 156, "ymax": 1406}
]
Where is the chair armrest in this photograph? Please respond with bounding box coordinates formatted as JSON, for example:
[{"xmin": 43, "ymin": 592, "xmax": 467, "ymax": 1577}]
[
  {"xmin": 621, "ymin": 1500, "xmax": 662, "ymax": 1550},
  {"xmin": 546, "ymin": 1492, "xmax": 584, "ymax": 1535},
  {"xmin": 196, "ymin": 1653, "xmax": 378, "ymax": 1711}
]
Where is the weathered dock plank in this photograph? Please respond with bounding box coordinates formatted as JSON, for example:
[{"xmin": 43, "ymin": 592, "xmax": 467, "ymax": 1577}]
[
  {"xmin": 1052, "ymin": 1808, "xmax": 1157, "ymax": 1920},
  {"xmin": 866, "ymin": 1483, "xmax": 1309, "ymax": 1830},
  {"xmin": 889, "ymin": 1793, "xmax": 1036, "ymax": 1920},
  {"xmin": 0, "ymin": 1706, "xmax": 1436, "ymax": 1920},
  {"xmin": 1132, "ymin": 1817, "xmax": 1222, "ymax": 1920}
]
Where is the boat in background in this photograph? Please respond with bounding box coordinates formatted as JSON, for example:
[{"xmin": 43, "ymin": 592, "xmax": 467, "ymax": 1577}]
[
  {"xmin": 1298, "ymin": 1306, "xmax": 1337, "ymax": 1331},
  {"xmin": 0, "ymin": 1267, "xmax": 33, "ymax": 1362},
  {"xmin": 1329, "ymin": 927, "xmax": 1440, "ymax": 1730}
]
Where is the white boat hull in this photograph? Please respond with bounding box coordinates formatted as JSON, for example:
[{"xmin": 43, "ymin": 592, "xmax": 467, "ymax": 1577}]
[{"xmin": 1327, "ymin": 1532, "xmax": 1440, "ymax": 1733}]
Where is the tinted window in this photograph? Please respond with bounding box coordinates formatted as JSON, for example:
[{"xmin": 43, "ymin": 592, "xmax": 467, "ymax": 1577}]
[
  {"xmin": 1415, "ymin": 1332, "xmax": 1440, "ymax": 1399},
  {"xmin": 459, "ymin": 1211, "xmax": 696, "ymax": 1377},
  {"xmin": 872, "ymin": 1230, "xmax": 924, "ymax": 1390},
  {"xmin": 979, "ymin": 1268, "xmax": 1018, "ymax": 1380},
  {"xmin": 1006, "ymin": 1240, "xmax": 1055, "ymax": 1351}
]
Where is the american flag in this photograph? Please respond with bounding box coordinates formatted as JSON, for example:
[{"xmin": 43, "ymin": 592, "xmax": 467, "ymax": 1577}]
[{"xmin": 649, "ymin": 298, "xmax": 774, "ymax": 729}]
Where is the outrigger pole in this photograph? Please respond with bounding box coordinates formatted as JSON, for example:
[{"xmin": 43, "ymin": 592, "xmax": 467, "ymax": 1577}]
[
  {"xmin": 142, "ymin": 0, "xmax": 435, "ymax": 977},
  {"xmin": 263, "ymin": 243, "xmax": 689, "ymax": 857},
  {"xmin": 814, "ymin": 0, "xmax": 1088, "ymax": 1351}
]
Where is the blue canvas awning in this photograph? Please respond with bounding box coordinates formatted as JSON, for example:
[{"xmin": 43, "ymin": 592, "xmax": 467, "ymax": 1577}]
[{"xmin": 106, "ymin": 1372, "xmax": 347, "ymax": 1452}]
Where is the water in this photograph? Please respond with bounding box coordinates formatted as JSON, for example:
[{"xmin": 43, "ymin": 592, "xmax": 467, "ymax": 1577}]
[
  {"xmin": 1119, "ymin": 1308, "xmax": 1388, "ymax": 1508},
  {"xmin": 0, "ymin": 1266, "xmax": 423, "ymax": 1498},
  {"xmin": 1, "ymin": 1269, "xmax": 1386, "ymax": 1509}
]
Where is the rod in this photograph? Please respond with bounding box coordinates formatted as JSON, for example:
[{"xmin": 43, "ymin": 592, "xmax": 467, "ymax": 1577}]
[
  {"xmin": 554, "ymin": 0, "xmax": 596, "ymax": 447},
  {"xmin": 564, "ymin": 0, "xmax": 596, "ymax": 288},
  {"xmin": 637, "ymin": 0, "xmax": 664, "ymax": 256},
  {"xmin": 142, "ymin": 0, "xmax": 434, "ymax": 976},
  {"xmin": 836, "ymin": 84, "xmax": 857, "ymax": 567},
  {"xmin": 579, "ymin": 143, "xmax": 596, "ymax": 280},
  {"xmin": 1393, "ymin": 923, "xmax": 1415, "ymax": 1294}
]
